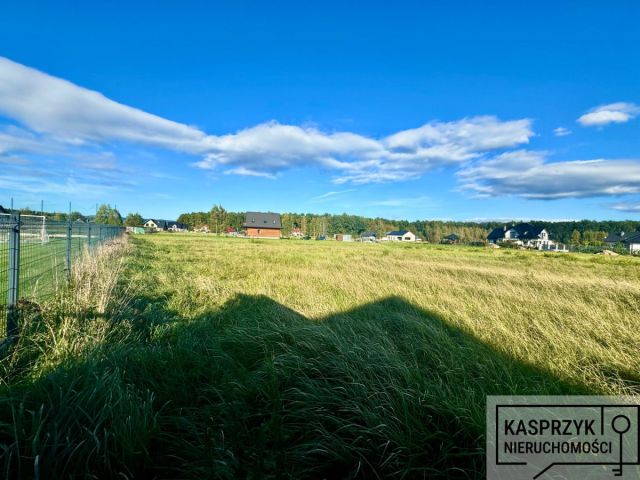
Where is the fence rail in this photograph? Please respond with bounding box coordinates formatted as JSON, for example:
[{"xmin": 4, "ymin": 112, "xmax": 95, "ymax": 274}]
[{"xmin": 0, "ymin": 213, "xmax": 124, "ymax": 342}]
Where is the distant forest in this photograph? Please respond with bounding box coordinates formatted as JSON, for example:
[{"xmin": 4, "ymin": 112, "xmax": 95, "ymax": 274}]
[
  {"xmin": 177, "ymin": 206, "xmax": 640, "ymax": 245},
  {"xmin": 13, "ymin": 204, "xmax": 639, "ymax": 245}
]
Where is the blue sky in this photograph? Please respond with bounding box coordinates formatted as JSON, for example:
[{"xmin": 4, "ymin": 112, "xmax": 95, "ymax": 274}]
[{"xmin": 1, "ymin": 1, "xmax": 639, "ymax": 221}]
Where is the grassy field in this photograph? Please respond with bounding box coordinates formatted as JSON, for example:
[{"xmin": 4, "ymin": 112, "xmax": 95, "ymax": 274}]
[
  {"xmin": 1, "ymin": 234, "xmax": 639, "ymax": 478},
  {"xmin": 0, "ymin": 236, "xmax": 92, "ymax": 305}
]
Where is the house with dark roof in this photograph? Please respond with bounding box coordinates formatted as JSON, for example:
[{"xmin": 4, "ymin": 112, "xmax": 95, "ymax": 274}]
[
  {"xmin": 604, "ymin": 231, "xmax": 640, "ymax": 254},
  {"xmin": 360, "ymin": 231, "xmax": 377, "ymax": 242},
  {"xmin": 166, "ymin": 221, "xmax": 188, "ymax": 232},
  {"xmin": 487, "ymin": 223, "xmax": 551, "ymax": 249},
  {"xmin": 243, "ymin": 212, "xmax": 282, "ymax": 238},
  {"xmin": 384, "ymin": 230, "xmax": 416, "ymax": 242},
  {"xmin": 143, "ymin": 219, "xmax": 188, "ymax": 232},
  {"xmin": 442, "ymin": 233, "xmax": 460, "ymax": 244}
]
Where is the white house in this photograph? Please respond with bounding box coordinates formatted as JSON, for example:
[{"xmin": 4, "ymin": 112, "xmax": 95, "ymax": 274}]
[
  {"xmin": 167, "ymin": 222, "xmax": 188, "ymax": 232},
  {"xmin": 487, "ymin": 223, "xmax": 552, "ymax": 249},
  {"xmin": 385, "ymin": 230, "xmax": 416, "ymax": 242},
  {"xmin": 143, "ymin": 219, "xmax": 188, "ymax": 232},
  {"xmin": 144, "ymin": 219, "xmax": 162, "ymax": 231}
]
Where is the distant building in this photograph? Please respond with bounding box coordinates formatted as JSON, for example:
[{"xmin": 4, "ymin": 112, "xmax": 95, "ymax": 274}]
[
  {"xmin": 291, "ymin": 227, "xmax": 304, "ymax": 238},
  {"xmin": 385, "ymin": 230, "xmax": 416, "ymax": 242},
  {"xmin": 541, "ymin": 243, "xmax": 568, "ymax": 253},
  {"xmin": 335, "ymin": 234, "xmax": 352, "ymax": 242},
  {"xmin": 487, "ymin": 223, "xmax": 551, "ymax": 249},
  {"xmin": 243, "ymin": 212, "xmax": 282, "ymax": 238},
  {"xmin": 143, "ymin": 219, "xmax": 188, "ymax": 232},
  {"xmin": 167, "ymin": 221, "xmax": 188, "ymax": 232},
  {"xmin": 0, "ymin": 205, "xmax": 9, "ymax": 214},
  {"xmin": 360, "ymin": 231, "xmax": 377, "ymax": 242},
  {"xmin": 604, "ymin": 231, "xmax": 640, "ymax": 254},
  {"xmin": 442, "ymin": 233, "xmax": 460, "ymax": 244}
]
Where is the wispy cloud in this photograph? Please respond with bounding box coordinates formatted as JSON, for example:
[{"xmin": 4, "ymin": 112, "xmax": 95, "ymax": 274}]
[
  {"xmin": 0, "ymin": 155, "xmax": 30, "ymax": 165},
  {"xmin": 0, "ymin": 174, "xmax": 122, "ymax": 198},
  {"xmin": 577, "ymin": 102, "xmax": 640, "ymax": 127},
  {"xmin": 607, "ymin": 201, "xmax": 640, "ymax": 213},
  {"xmin": 458, "ymin": 150, "xmax": 640, "ymax": 199},
  {"xmin": 222, "ymin": 167, "xmax": 277, "ymax": 179},
  {"xmin": 553, "ymin": 127, "xmax": 572, "ymax": 137},
  {"xmin": 311, "ymin": 189, "xmax": 356, "ymax": 201},
  {"xmin": 0, "ymin": 57, "xmax": 207, "ymax": 150}
]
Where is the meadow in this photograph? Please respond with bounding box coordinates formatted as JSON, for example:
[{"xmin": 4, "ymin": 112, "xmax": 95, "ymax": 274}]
[{"xmin": 0, "ymin": 234, "xmax": 639, "ymax": 478}]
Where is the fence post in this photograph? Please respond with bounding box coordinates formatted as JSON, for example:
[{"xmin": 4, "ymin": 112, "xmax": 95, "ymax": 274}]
[
  {"xmin": 66, "ymin": 219, "xmax": 72, "ymax": 282},
  {"xmin": 6, "ymin": 214, "xmax": 20, "ymax": 338},
  {"xmin": 87, "ymin": 223, "xmax": 92, "ymax": 250}
]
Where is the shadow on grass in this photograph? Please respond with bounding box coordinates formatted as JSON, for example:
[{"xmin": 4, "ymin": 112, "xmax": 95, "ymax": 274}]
[{"xmin": 0, "ymin": 293, "xmax": 592, "ymax": 479}]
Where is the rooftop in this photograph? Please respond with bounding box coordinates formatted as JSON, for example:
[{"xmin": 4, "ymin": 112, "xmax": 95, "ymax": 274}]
[{"xmin": 243, "ymin": 212, "xmax": 282, "ymax": 229}]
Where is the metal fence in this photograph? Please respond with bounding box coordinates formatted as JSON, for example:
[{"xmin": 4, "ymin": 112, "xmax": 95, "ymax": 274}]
[{"xmin": 0, "ymin": 213, "xmax": 124, "ymax": 341}]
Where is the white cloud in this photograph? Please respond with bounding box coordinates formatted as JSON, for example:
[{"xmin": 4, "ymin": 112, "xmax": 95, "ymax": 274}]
[
  {"xmin": 0, "ymin": 57, "xmax": 536, "ymax": 186},
  {"xmin": 0, "ymin": 57, "xmax": 207, "ymax": 151},
  {"xmin": 553, "ymin": 127, "xmax": 571, "ymax": 137},
  {"xmin": 608, "ymin": 201, "xmax": 640, "ymax": 213},
  {"xmin": 0, "ymin": 125, "xmax": 68, "ymax": 156},
  {"xmin": 7, "ymin": 55, "xmax": 638, "ymax": 205},
  {"xmin": 194, "ymin": 116, "xmax": 534, "ymax": 184},
  {"xmin": 196, "ymin": 121, "xmax": 383, "ymax": 176},
  {"xmin": 222, "ymin": 167, "xmax": 277, "ymax": 179},
  {"xmin": 384, "ymin": 117, "xmax": 532, "ymax": 152},
  {"xmin": 458, "ymin": 150, "xmax": 640, "ymax": 199},
  {"xmin": 196, "ymin": 117, "xmax": 533, "ymax": 184},
  {"xmin": 334, "ymin": 116, "xmax": 533, "ymax": 185},
  {"xmin": 577, "ymin": 102, "xmax": 640, "ymax": 127}
]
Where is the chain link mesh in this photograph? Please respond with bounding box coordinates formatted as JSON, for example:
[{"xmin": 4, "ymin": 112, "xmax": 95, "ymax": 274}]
[{"xmin": 0, "ymin": 213, "xmax": 124, "ymax": 340}]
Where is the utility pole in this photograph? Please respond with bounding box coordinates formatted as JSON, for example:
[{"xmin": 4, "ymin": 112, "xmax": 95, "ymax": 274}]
[{"xmin": 6, "ymin": 213, "xmax": 20, "ymax": 339}]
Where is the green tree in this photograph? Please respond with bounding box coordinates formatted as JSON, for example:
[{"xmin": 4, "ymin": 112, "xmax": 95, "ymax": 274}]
[
  {"xmin": 95, "ymin": 204, "xmax": 123, "ymax": 226},
  {"xmin": 209, "ymin": 204, "xmax": 228, "ymax": 235},
  {"xmin": 570, "ymin": 230, "xmax": 581, "ymax": 245},
  {"xmin": 69, "ymin": 211, "xmax": 84, "ymax": 222},
  {"xmin": 125, "ymin": 212, "xmax": 144, "ymax": 227}
]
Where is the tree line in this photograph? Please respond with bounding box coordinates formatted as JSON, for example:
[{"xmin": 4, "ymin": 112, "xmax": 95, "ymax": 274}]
[
  {"xmin": 176, "ymin": 206, "xmax": 640, "ymax": 244},
  {"xmin": 17, "ymin": 203, "xmax": 639, "ymax": 244},
  {"xmin": 14, "ymin": 204, "xmax": 134, "ymax": 227}
]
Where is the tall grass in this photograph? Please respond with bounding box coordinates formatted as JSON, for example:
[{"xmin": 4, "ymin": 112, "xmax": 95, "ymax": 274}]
[{"xmin": 0, "ymin": 234, "xmax": 638, "ymax": 478}]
